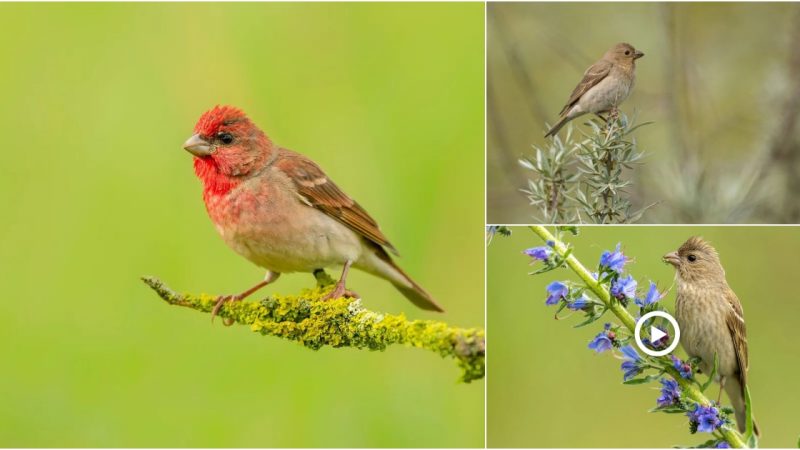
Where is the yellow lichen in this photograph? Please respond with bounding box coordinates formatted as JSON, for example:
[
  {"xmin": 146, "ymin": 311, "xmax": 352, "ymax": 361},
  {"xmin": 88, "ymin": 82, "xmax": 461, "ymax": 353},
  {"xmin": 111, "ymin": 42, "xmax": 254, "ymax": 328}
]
[{"xmin": 141, "ymin": 275, "xmax": 485, "ymax": 382}]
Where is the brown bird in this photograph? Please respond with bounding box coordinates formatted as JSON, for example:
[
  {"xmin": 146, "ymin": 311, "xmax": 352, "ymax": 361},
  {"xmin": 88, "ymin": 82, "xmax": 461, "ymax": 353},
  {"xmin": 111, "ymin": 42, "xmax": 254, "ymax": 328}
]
[
  {"xmin": 545, "ymin": 42, "xmax": 644, "ymax": 138},
  {"xmin": 663, "ymin": 237, "xmax": 759, "ymax": 436}
]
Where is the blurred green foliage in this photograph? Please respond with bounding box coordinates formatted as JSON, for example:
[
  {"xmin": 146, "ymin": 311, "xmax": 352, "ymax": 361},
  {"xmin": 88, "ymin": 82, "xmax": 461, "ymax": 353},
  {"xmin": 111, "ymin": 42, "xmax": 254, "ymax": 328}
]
[
  {"xmin": 488, "ymin": 3, "xmax": 800, "ymax": 224},
  {"xmin": 488, "ymin": 227, "xmax": 800, "ymax": 447},
  {"xmin": 0, "ymin": 3, "xmax": 484, "ymax": 447}
]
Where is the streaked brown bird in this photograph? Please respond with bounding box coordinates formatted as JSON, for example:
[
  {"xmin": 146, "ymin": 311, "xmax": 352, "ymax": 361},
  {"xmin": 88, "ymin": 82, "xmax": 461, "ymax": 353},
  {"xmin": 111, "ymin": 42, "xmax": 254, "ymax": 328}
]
[
  {"xmin": 545, "ymin": 42, "xmax": 644, "ymax": 138},
  {"xmin": 664, "ymin": 237, "xmax": 759, "ymax": 436}
]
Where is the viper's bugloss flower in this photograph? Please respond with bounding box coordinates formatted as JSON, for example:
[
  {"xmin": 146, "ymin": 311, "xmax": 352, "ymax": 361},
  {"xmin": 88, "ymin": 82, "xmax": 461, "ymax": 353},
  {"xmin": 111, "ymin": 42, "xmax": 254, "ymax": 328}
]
[
  {"xmin": 611, "ymin": 275, "xmax": 637, "ymax": 300},
  {"xmin": 588, "ymin": 324, "xmax": 615, "ymax": 353},
  {"xmin": 524, "ymin": 246, "xmax": 552, "ymax": 262},
  {"xmin": 656, "ymin": 378, "xmax": 681, "ymax": 407},
  {"xmin": 545, "ymin": 281, "xmax": 569, "ymax": 306},
  {"xmin": 671, "ymin": 355, "xmax": 693, "ymax": 379},
  {"xmin": 567, "ymin": 294, "xmax": 589, "ymax": 310},
  {"xmin": 619, "ymin": 344, "xmax": 643, "ymax": 381},
  {"xmin": 599, "ymin": 243, "xmax": 627, "ymax": 274},
  {"xmin": 546, "ymin": 240, "xmax": 555, "ymax": 248},
  {"xmin": 715, "ymin": 441, "xmax": 731, "ymax": 448},
  {"xmin": 635, "ymin": 282, "xmax": 662, "ymax": 307},
  {"xmin": 687, "ymin": 404, "xmax": 723, "ymax": 433}
]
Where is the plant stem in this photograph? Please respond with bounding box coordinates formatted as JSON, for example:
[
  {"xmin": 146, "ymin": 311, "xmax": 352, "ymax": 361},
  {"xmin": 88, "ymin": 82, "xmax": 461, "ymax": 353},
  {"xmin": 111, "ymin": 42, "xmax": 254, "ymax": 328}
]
[{"xmin": 529, "ymin": 226, "xmax": 748, "ymax": 448}]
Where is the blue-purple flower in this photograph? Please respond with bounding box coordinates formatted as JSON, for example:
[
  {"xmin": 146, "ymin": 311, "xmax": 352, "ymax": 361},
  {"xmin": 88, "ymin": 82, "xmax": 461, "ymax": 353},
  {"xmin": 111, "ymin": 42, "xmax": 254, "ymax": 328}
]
[
  {"xmin": 610, "ymin": 275, "xmax": 637, "ymax": 300},
  {"xmin": 619, "ymin": 344, "xmax": 643, "ymax": 381},
  {"xmin": 656, "ymin": 378, "xmax": 681, "ymax": 407},
  {"xmin": 671, "ymin": 355, "xmax": 693, "ymax": 379},
  {"xmin": 599, "ymin": 243, "xmax": 627, "ymax": 274},
  {"xmin": 715, "ymin": 441, "xmax": 731, "ymax": 448},
  {"xmin": 524, "ymin": 246, "xmax": 552, "ymax": 262},
  {"xmin": 687, "ymin": 404, "xmax": 723, "ymax": 433},
  {"xmin": 635, "ymin": 282, "xmax": 662, "ymax": 307},
  {"xmin": 588, "ymin": 324, "xmax": 615, "ymax": 353},
  {"xmin": 567, "ymin": 294, "xmax": 589, "ymax": 311},
  {"xmin": 545, "ymin": 281, "xmax": 569, "ymax": 306}
]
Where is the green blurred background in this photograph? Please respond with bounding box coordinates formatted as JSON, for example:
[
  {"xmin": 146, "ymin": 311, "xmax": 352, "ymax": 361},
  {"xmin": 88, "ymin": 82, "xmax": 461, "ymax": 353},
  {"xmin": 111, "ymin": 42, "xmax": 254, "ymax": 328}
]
[
  {"xmin": 488, "ymin": 3, "xmax": 800, "ymax": 224},
  {"xmin": 488, "ymin": 227, "xmax": 800, "ymax": 447},
  {"xmin": 0, "ymin": 3, "xmax": 484, "ymax": 447}
]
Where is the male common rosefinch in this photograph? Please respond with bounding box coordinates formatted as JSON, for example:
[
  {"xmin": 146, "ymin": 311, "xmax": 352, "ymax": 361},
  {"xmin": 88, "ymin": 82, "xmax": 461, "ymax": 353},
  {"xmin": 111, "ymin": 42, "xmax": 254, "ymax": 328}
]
[
  {"xmin": 183, "ymin": 105, "xmax": 444, "ymax": 322},
  {"xmin": 663, "ymin": 237, "xmax": 759, "ymax": 435},
  {"xmin": 544, "ymin": 42, "xmax": 644, "ymax": 138}
]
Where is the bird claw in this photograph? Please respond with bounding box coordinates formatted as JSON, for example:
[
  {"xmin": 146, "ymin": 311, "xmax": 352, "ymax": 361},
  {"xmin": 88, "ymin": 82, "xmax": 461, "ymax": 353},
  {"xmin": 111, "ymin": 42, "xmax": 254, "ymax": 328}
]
[
  {"xmin": 321, "ymin": 283, "xmax": 359, "ymax": 301},
  {"xmin": 211, "ymin": 294, "xmax": 243, "ymax": 326}
]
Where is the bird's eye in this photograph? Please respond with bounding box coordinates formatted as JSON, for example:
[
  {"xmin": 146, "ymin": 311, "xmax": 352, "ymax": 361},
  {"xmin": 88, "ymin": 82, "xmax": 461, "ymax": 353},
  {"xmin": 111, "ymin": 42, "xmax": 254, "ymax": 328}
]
[
  {"xmin": 217, "ymin": 132, "xmax": 234, "ymax": 145},
  {"xmin": 687, "ymin": 254, "xmax": 697, "ymax": 262},
  {"xmin": 625, "ymin": 50, "xmax": 631, "ymax": 56}
]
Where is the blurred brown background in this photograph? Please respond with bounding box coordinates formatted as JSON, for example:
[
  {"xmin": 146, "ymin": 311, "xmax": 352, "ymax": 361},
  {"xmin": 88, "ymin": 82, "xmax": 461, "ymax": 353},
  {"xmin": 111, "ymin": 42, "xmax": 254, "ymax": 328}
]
[{"xmin": 488, "ymin": 2, "xmax": 800, "ymax": 224}]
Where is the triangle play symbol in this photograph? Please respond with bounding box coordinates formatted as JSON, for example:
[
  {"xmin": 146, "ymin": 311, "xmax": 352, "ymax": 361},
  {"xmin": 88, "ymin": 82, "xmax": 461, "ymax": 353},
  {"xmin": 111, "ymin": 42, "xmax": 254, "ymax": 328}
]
[{"xmin": 651, "ymin": 326, "xmax": 667, "ymax": 343}]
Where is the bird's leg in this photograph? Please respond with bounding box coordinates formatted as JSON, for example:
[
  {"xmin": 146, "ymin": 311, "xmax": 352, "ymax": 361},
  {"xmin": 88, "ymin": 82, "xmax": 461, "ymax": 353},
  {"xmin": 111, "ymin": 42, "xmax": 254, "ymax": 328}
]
[
  {"xmin": 717, "ymin": 375, "xmax": 726, "ymax": 404},
  {"xmin": 212, "ymin": 271, "xmax": 280, "ymax": 326},
  {"xmin": 321, "ymin": 260, "xmax": 360, "ymax": 301},
  {"xmin": 609, "ymin": 106, "xmax": 620, "ymax": 121},
  {"xmin": 596, "ymin": 113, "xmax": 609, "ymax": 123}
]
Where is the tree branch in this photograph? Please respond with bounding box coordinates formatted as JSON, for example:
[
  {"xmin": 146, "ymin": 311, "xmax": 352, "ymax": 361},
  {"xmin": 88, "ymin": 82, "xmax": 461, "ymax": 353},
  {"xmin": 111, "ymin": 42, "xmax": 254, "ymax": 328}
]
[{"xmin": 141, "ymin": 274, "xmax": 485, "ymax": 383}]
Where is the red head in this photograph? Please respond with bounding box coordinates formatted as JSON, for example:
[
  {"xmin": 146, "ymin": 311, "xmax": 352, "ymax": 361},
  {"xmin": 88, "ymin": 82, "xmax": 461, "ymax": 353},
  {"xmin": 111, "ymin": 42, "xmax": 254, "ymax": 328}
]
[{"xmin": 184, "ymin": 106, "xmax": 274, "ymax": 195}]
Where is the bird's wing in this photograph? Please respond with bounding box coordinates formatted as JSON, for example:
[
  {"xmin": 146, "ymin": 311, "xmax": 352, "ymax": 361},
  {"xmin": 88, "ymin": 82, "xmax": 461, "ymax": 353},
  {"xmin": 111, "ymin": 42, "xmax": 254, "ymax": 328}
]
[
  {"xmin": 559, "ymin": 59, "xmax": 613, "ymax": 116},
  {"xmin": 725, "ymin": 290, "xmax": 749, "ymax": 390},
  {"xmin": 274, "ymin": 150, "xmax": 398, "ymax": 254}
]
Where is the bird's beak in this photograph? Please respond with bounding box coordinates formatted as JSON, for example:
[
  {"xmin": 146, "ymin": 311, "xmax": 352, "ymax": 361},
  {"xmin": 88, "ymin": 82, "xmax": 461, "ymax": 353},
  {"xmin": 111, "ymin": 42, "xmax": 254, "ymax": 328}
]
[
  {"xmin": 662, "ymin": 251, "xmax": 680, "ymax": 267},
  {"xmin": 183, "ymin": 134, "xmax": 213, "ymax": 157},
  {"xmin": 634, "ymin": 50, "xmax": 644, "ymax": 59}
]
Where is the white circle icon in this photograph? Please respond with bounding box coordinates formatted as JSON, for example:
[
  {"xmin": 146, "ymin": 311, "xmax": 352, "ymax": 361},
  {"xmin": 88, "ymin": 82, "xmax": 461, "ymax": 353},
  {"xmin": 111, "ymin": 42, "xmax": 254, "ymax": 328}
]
[{"xmin": 634, "ymin": 311, "xmax": 681, "ymax": 357}]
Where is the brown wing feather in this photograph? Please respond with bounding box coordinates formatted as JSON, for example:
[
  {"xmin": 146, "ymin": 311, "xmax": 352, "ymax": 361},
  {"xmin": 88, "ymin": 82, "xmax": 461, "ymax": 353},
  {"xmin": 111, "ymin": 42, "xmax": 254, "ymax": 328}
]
[
  {"xmin": 724, "ymin": 290, "xmax": 749, "ymax": 392},
  {"xmin": 275, "ymin": 151, "xmax": 398, "ymax": 254},
  {"xmin": 559, "ymin": 59, "xmax": 613, "ymax": 116}
]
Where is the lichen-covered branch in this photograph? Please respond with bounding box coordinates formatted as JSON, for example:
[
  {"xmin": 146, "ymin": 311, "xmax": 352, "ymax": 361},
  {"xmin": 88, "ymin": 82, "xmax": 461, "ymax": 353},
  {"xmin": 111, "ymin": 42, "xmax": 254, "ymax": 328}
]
[{"xmin": 141, "ymin": 274, "xmax": 484, "ymax": 383}]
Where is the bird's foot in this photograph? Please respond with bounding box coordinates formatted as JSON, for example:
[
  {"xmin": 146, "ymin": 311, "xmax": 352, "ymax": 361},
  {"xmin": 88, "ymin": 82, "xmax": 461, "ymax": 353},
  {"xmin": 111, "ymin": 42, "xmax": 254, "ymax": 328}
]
[
  {"xmin": 209, "ymin": 276, "xmax": 276, "ymax": 326},
  {"xmin": 321, "ymin": 282, "xmax": 360, "ymax": 301},
  {"xmin": 211, "ymin": 294, "xmax": 245, "ymax": 327}
]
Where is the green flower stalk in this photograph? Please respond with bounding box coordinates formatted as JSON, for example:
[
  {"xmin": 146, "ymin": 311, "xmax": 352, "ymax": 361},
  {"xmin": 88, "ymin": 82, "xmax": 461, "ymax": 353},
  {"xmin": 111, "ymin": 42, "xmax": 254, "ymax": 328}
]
[{"xmin": 141, "ymin": 273, "xmax": 484, "ymax": 383}]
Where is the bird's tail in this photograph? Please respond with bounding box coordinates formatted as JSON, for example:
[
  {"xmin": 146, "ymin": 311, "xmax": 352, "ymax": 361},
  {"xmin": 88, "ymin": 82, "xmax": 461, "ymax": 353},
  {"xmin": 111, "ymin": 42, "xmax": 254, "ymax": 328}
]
[
  {"xmin": 726, "ymin": 377, "xmax": 760, "ymax": 437},
  {"xmin": 362, "ymin": 244, "xmax": 445, "ymax": 312},
  {"xmin": 544, "ymin": 115, "xmax": 570, "ymax": 138},
  {"xmin": 390, "ymin": 269, "xmax": 444, "ymax": 312}
]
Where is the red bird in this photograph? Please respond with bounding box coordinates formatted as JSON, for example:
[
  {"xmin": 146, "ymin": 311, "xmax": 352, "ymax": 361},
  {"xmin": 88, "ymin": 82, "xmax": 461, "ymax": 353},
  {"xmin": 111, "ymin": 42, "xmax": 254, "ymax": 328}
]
[{"xmin": 183, "ymin": 106, "xmax": 444, "ymax": 322}]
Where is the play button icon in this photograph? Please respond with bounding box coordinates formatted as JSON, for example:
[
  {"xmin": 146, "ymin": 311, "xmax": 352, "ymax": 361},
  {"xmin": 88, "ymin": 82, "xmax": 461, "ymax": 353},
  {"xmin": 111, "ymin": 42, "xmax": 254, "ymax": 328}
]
[
  {"xmin": 650, "ymin": 325, "xmax": 667, "ymax": 343},
  {"xmin": 634, "ymin": 311, "xmax": 681, "ymax": 357}
]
